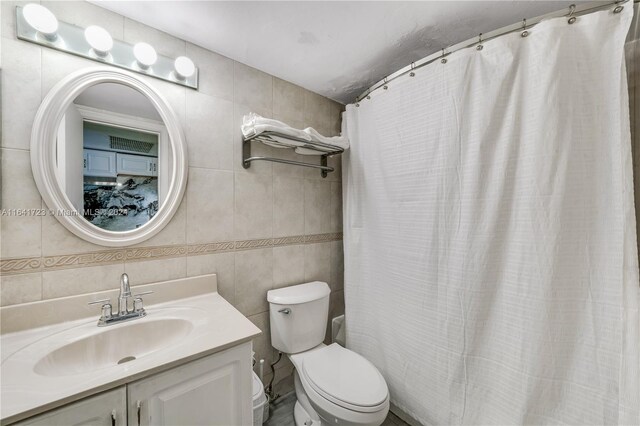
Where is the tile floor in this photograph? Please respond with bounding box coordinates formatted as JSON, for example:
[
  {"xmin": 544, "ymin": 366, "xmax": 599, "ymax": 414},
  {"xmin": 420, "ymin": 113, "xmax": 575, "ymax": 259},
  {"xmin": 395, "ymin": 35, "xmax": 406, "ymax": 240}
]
[{"xmin": 264, "ymin": 392, "xmax": 409, "ymax": 426}]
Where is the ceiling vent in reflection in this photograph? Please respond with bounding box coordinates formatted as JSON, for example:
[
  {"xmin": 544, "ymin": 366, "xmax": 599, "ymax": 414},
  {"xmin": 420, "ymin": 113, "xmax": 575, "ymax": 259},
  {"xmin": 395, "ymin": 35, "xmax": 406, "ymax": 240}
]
[
  {"xmin": 109, "ymin": 136, "xmax": 154, "ymax": 154},
  {"xmin": 83, "ymin": 121, "xmax": 159, "ymax": 156}
]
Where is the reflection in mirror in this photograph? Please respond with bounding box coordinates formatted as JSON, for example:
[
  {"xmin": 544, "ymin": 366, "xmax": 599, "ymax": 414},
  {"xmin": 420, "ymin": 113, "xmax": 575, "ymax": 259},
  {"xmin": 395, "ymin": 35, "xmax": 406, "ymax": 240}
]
[{"xmin": 56, "ymin": 83, "xmax": 171, "ymax": 232}]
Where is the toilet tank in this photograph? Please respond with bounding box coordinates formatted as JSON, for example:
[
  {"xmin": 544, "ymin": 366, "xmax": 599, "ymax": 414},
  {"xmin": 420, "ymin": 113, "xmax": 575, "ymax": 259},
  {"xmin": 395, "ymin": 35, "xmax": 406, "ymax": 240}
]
[{"xmin": 267, "ymin": 281, "xmax": 330, "ymax": 354}]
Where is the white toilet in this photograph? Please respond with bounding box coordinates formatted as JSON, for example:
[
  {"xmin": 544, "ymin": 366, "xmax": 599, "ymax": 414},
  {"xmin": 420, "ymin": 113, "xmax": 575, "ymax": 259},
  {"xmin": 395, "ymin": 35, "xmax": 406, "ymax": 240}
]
[{"xmin": 267, "ymin": 281, "xmax": 389, "ymax": 426}]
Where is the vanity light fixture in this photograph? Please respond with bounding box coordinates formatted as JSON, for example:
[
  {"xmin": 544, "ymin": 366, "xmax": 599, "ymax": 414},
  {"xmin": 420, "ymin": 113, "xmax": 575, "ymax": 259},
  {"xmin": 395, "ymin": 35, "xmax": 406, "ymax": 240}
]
[
  {"xmin": 22, "ymin": 3, "xmax": 58, "ymax": 40},
  {"xmin": 174, "ymin": 56, "xmax": 196, "ymax": 79},
  {"xmin": 134, "ymin": 42, "xmax": 158, "ymax": 69},
  {"xmin": 84, "ymin": 25, "xmax": 113, "ymax": 57},
  {"xmin": 15, "ymin": 5, "xmax": 198, "ymax": 89}
]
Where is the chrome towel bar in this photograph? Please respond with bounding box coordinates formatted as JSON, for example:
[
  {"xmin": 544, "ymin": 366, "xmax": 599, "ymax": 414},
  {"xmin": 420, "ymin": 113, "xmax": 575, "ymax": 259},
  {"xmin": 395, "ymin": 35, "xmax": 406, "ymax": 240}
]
[
  {"xmin": 244, "ymin": 155, "xmax": 334, "ymax": 172},
  {"xmin": 242, "ymin": 130, "xmax": 344, "ymax": 178}
]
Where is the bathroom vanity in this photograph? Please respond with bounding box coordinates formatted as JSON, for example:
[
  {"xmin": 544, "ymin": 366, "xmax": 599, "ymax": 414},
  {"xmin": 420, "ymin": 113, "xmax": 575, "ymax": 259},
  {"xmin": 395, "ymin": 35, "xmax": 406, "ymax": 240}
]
[{"xmin": 0, "ymin": 274, "xmax": 260, "ymax": 425}]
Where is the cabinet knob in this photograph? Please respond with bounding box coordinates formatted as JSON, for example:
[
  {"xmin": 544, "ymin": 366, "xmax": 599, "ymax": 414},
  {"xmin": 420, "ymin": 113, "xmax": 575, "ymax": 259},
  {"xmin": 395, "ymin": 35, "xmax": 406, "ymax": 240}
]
[
  {"xmin": 136, "ymin": 400, "xmax": 142, "ymax": 426},
  {"xmin": 111, "ymin": 409, "xmax": 116, "ymax": 426}
]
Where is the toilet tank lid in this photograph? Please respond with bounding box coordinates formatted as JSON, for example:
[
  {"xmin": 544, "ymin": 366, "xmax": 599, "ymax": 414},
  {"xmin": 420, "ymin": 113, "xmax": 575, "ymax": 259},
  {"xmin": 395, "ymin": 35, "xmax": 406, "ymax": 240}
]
[{"xmin": 267, "ymin": 281, "xmax": 330, "ymax": 305}]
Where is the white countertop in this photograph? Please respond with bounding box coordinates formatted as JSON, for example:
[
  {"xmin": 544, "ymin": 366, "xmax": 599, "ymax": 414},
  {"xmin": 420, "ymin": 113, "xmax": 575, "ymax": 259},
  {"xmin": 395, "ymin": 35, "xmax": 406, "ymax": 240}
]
[{"xmin": 0, "ymin": 288, "xmax": 260, "ymax": 424}]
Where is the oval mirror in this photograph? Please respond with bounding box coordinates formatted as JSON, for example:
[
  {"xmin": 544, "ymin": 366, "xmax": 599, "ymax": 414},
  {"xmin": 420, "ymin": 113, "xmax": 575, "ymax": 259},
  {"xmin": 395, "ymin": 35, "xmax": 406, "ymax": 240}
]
[{"xmin": 31, "ymin": 68, "xmax": 188, "ymax": 246}]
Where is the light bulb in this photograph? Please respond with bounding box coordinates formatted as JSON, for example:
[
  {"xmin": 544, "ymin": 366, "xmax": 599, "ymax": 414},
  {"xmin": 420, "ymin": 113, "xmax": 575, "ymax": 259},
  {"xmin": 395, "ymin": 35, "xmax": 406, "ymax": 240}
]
[
  {"xmin": 133, "ymin": 42, "xmax": 157, "ymax": 69},
  {"xmin": 23, "ymin": 4, "xmax": 58, "ymax": 40},
  {"xmin": 85, "ymin": 25, "xmax": 113, "ymax": 56},
  {"xmin": 174, "ymin": 56, "xmax": 195, "ymax": 79}
]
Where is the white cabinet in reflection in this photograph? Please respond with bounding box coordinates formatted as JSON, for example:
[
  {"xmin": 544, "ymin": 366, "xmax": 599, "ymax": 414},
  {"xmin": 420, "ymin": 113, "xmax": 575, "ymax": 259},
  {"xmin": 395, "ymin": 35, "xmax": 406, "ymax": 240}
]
[
  {"xmin": 116, "ymin": 153, "xmax": 157, "ymax": 177},
  {"xmin": 83, "ymin": 151, "xmax": 159, "ymax": 178},
  {"xmin": 83, "ymin": 149, "xmax": 117, "ymax": 178}
]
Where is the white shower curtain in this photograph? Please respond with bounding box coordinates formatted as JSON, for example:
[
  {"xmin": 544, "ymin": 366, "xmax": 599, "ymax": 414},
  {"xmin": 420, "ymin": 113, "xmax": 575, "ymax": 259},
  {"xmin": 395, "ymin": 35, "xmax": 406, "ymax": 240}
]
[{"xmin": 343, "ymin": 6, "xmax": 639, "ymax": 425}]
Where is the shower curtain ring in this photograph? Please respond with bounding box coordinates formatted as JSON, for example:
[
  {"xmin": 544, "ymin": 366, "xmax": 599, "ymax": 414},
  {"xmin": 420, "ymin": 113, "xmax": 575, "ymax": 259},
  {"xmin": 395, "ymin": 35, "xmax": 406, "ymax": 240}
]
[
  {"xmin": 476, "ymin": 33, "xmax": 483, "ymax": 51},
  {"xmin": 613, "ymin": 2, "xmax": 624, "ymax": 13},
  {"xmin": 441, "ymin": 48, "xmax": 447, "ymax": 64},
  {"xmin": 521, "ymin": 19, "xmax": 529, "ymax": 37},
  {"xmin": 409, "ymin": 62, "xmax": 416, "ymax": 77},
  {"xmin": 567, "ymin": 4, "xmax": 577, "ymax": 24}
]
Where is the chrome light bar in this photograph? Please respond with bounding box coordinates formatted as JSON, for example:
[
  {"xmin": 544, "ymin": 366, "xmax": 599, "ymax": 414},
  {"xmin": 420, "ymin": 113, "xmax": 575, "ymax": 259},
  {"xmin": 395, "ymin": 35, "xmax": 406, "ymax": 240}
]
[{"xmin": 15, "ymin": 5, "xmax": 199, "ymax": 89}]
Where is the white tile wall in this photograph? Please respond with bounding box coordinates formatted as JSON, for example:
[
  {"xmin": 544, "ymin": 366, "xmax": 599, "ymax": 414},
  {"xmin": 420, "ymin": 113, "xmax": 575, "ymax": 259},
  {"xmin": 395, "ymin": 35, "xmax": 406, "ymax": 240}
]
[
  {"xmin": 235, "ymin": 248, "xmax": 274, "ymax": 317},
  {"xmin": 273, "ymin": 176, "xmax": 305, "ymax": 237},
  {"xmin": 1, "ymin": 148, "xmax": 42, "ymax": 258},
  {"xmin": 0, "ymin": 0, "xmax": 345, "ymax": 394}
]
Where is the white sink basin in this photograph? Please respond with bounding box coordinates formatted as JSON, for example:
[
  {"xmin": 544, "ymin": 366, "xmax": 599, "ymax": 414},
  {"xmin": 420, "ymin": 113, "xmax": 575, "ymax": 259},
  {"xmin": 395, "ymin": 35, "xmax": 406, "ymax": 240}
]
[{"xmin": 33, "ymin": 318, "xmax": 193, "ymax": 377}]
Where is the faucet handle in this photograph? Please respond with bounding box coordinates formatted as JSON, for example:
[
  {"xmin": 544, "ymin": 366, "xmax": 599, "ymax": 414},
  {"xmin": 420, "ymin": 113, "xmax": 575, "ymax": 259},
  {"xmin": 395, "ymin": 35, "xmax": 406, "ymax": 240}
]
[
  {"xmin": 132, "ymin": 291, "xmax": 152, "ymax": 314},
  {"xmin": 133, "ymin": 297, "xmax": 144, "ymax": 313},
  {"xmin": 89, "ymin": 299, "xmax": 112, "ymax": 322}
]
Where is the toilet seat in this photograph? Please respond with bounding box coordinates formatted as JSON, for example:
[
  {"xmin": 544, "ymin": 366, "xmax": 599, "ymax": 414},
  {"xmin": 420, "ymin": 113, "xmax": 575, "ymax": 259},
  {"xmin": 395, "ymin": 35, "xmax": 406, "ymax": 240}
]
[{"xmin": 300, "ymin": 344, "xmax": 388, "ymax": 413}]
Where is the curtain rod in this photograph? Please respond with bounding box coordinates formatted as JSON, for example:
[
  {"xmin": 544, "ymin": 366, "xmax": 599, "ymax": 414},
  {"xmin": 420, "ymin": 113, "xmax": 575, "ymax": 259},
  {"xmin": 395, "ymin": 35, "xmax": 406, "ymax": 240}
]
[{"xmin": 355, "ymin": 0, "xmax": 637, "ymax": 104}]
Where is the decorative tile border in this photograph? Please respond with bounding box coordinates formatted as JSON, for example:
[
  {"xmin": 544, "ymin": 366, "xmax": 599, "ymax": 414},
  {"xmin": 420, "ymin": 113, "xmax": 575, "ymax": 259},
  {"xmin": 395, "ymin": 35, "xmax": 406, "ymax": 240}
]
[
  {"xmin": 0, "ymin": 257, "xmax": 42, "ymax": 275},
  {"xmin": 0, "ymin": 233, "xmax": 343, "ymax": 276},
  {"xmin": 305, "ymin": 233, "xmax": 343, "ymax": 244},
  {"xmin": 125, "ymin": 245, "xmax": 188, "ymax": 261},
  {"xmin": 272, "ymin": 235, "xmax": 306, "ymax": 246},
  {"xmin": 43, "ymin": 250, "xmax": 126, "ymax": 269},
  {"xmin": 187, "ymin": 241, "xmax": 235, "ymax": 256},
  {"xmin": 234, "ymin": 238, "xmax": 273, "ymax": 250}
]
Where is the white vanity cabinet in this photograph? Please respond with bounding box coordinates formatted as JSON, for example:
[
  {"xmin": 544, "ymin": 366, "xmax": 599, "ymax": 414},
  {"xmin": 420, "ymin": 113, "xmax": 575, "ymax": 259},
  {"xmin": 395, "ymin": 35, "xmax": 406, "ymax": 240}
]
[
  {"xmin": 10, "ymin": 343, "xmax": 253, "ymax": 426},
  {"xmin": 128, "ymin": 343, "xmax": 253, "ymax": 426},
  {"xmin": 13, "ymin": 388, "xmax": 126, "ymax": 426}
]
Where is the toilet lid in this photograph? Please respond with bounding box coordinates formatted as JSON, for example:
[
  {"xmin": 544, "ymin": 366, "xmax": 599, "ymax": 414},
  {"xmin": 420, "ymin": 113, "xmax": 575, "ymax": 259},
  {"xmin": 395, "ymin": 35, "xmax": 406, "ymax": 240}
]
[{"xmin": 301, "ymin": 344, "xmax": 388, "ymax": 410}]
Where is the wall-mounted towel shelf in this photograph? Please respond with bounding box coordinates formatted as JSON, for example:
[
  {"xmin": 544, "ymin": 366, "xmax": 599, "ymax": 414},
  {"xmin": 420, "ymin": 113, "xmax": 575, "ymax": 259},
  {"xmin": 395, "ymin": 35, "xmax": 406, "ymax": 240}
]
[{"xmin": 242, "ymin": 131, "xmax": 344, "ymax": 178}]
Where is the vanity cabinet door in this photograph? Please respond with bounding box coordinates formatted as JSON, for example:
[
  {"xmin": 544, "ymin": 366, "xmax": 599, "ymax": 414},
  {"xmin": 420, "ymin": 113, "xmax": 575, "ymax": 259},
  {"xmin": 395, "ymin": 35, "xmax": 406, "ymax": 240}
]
[
  {"xmin": 13, "ymin": 387, "xmax": 126, "ymax": 426},
  {"xmin": 127, "ymin": 342, "xmax": 253, "ymax": 426}
]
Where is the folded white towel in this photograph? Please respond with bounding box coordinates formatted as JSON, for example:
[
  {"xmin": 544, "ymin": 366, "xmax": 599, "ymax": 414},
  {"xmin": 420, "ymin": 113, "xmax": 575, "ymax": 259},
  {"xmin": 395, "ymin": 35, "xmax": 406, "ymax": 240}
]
[
  {"xmin": 268, "ymin": 135, "xmax": 305, "ymax": 148},
  {"xmin": 241, "ymin": 113, "xmax": 310, "ymax": 146},
  {"xmin": 302, "ymin": 127, "xmax": 349, "ymax": 150},
  {"xmin": 294, "ymin": 141, "xmax": 337, "ymax": 156},
  {"xmin": 295, "ymin": 147, "xmax": 328, "ymax": 155},
  {"xmin": 242, "ymin": 112, "xmax": 350, "ymax": 155},
  {"xmin": 299, "ymin": 110, "xmax": 351, "ymax": 156}
]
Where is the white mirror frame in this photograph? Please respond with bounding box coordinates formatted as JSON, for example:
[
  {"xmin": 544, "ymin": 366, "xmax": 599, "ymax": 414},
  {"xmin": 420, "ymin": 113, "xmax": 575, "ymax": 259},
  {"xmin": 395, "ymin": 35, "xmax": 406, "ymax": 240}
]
[{"xmin": 31, "ymin": 67, "xmax": 188, "ymax": 247}]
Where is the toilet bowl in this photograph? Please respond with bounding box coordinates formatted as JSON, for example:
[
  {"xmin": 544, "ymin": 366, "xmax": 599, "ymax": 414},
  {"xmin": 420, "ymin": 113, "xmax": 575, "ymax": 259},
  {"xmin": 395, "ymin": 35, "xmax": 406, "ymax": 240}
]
[
  {"xmin": 290, "ymin": 343, "xmax": 389, "ymax": 426},
  {"xmin": 267, "ymin": 281, "xmax": 389, "ymax": 426}
]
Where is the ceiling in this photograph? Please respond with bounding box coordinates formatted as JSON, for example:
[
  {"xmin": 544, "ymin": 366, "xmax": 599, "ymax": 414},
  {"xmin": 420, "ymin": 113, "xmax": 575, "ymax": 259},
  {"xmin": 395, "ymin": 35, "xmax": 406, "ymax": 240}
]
[
  {"xmin": 93, "ymin": 1, "xmax": 582, "ymax": 104},
  {"xmin": 74, "ymin": 83, "xmax": 162, "ymax": 121}
]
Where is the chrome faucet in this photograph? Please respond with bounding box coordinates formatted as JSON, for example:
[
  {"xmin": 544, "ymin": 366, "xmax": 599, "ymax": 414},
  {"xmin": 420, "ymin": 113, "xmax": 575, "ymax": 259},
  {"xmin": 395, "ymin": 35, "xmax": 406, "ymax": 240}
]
[
  {"xmin": 89, "ymin": 273, "xmax": 153, "ymax": 327},
  {"xmin": 118, "ymin": 272, "xmax": 132, "ymax": 315}
]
